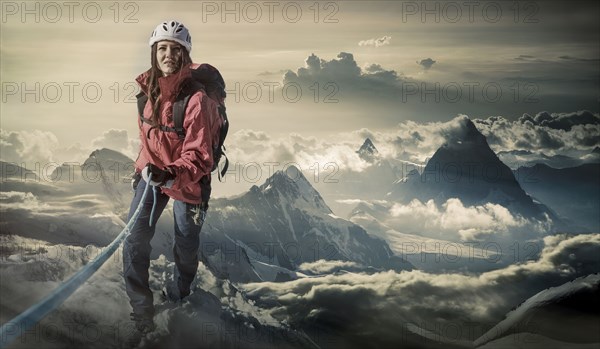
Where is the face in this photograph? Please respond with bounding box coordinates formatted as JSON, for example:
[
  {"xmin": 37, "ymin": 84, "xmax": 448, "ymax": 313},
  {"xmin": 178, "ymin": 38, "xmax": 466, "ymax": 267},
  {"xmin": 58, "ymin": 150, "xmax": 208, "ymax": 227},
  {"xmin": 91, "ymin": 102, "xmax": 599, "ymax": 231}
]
[{"xmin": 156, "ymin": 41, "xmax": 183, "ymax": 76}]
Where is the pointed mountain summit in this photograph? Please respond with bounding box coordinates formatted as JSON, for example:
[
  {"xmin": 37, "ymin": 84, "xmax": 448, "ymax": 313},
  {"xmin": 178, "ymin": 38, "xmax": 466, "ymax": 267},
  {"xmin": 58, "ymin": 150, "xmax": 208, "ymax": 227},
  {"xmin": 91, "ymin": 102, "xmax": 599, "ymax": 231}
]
[
  {"xmin": 390, "ymin": 117, "xmax": 550, "ymax": 219},
  {"xmin": 83, "ymin": 148, "xmax": 134, "ymax": 168},
  {"xmin": 447, "ymin": 117, "xmax": 487, "ymax": 144},
  {"xmin": 258, "ymin": 165, "xmax": 331, "ymax": 214},
  {"xmin": 202, "ymin": 167, "xmax": 413, "ymax": 280},
  {"xmin": 357, "ymin": 138, "xmax": 379, "ymax": 162},
  {"xmin": 51, "ymin": 148, "xmax": 134, "ymax": 182},
  {"xmin": 48, "ymin": 148, "xmax": 134, "ymax": 217}
]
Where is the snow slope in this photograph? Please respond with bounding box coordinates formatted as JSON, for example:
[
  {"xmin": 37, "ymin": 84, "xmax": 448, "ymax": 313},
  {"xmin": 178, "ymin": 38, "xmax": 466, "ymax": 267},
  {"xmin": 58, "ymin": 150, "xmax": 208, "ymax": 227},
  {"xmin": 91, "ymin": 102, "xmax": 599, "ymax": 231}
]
[
  {"xmin": 475, "ymin": 273, "xmax": 600, "ymax": 347},
  {"xmin": 0, "ymin": 235, "xmax": 317, "ymax": 349}
]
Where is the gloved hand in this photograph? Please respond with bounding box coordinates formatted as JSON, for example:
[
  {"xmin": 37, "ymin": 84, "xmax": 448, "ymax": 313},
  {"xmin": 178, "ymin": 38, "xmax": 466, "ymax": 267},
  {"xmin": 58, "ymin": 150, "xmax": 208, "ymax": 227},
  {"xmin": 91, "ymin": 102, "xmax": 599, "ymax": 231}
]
[
  {"xmin": 131, "ymin": 171, "xmax": 142, "ymax": 192},
  {"xmin": 141, "ymin": 163, "xmax": 175, "ymax": 188}
]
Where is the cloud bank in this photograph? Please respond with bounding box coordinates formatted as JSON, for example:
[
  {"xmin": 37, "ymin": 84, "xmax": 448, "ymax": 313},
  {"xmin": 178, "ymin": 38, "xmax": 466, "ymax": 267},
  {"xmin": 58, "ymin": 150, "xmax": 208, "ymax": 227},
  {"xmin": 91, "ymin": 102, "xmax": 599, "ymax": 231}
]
[
  {"xmin": 351, "ymin": 197, "xmax": 552, "ymax": 244},
  {"xmin": 243, "ymin": 233, "xmax": 600, "ymax": 347},
  {"xmin": 475, "ymin": 111, "xmax": 600, "ymax": 155},
  {"xmin": 0, "ymin": 129, "xmax": 139, "ymax": 168},
  {"xmin": 277, "ymin": 50, "xmax": 599, "ymax": 126},
  {"xmin": 2, "ymin": 114, "xmax": 597, "ymax": 201},
  {"xmin": 388, "ymin": 198, "xmax": 548, "ymax": 241},
  {"xmin": 0, "ymin": 129, "xmax": 60, "ymax": 165},
  {"xmin": 283, "ymin": 52, "xmax": 406, "ymax": 102}
]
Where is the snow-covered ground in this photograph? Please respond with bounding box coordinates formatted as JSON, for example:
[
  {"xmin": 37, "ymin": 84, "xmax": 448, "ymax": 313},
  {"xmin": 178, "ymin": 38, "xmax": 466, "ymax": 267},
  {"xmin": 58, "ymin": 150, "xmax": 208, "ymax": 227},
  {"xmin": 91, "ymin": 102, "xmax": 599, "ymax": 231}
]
[
  {"xmin": 3, "ymin": 232, "xmax": 599, "ymax": 348},
  {"xmin": 0, "ymin": 235, "xmax": 315, "ymax": 349}
]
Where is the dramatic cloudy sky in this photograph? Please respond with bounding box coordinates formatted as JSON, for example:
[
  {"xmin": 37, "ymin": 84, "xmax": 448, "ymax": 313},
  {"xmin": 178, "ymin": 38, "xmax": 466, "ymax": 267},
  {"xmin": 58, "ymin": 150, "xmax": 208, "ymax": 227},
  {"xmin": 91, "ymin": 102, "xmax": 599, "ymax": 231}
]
[
  {"xmin": 1, "ymin": 1, "xmax": 598, "ymax": 155},
  {"xmin": 2, "ymin": 4, "xmax": 599, "ymax": 347}
]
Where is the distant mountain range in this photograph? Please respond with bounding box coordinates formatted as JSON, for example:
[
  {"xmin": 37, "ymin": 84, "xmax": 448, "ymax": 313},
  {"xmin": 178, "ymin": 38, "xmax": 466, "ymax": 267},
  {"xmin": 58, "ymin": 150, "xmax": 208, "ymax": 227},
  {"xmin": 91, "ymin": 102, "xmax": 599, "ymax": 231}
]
[
  {"xmin": 311, "ymin": 138, "xmax": 419, "ymax": 217},
  {"xmin": 2, "ymin": 118, "xmax": 595, "ymax": 284},
  {"xmin": 1, "ymin": 148, "xmax": 415, "ymax": 283},
  {"xmin": 515, "ymin": 163, "xmax": 600, "ymax": 232},
  {"xmin": 497, "ymin": 148, "xmax": 600, "ymax": 169}
]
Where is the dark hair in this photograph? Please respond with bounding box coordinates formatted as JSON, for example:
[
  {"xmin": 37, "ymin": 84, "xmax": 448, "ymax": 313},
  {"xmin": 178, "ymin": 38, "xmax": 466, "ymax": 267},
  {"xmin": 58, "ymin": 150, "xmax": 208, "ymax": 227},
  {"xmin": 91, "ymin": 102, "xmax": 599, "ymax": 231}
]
[{"xmin": 146, "ymin": 42, "xmax": 193, "ymax": 127}]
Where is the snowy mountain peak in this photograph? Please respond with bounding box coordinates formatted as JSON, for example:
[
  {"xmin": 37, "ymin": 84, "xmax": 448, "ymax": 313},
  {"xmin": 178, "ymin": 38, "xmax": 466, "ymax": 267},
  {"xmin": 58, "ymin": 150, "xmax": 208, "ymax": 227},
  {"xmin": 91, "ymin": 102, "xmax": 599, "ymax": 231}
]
[
  {"xmin": 206, "ymin": 166, "xmax": 413, "ymax": 273},
  {"xmin": 357, "ymin": 138, "xmax": 379, "ymax": 162},
  {"xmin": 51, "ymin": 148, "xmax": 134, "ymax": 182},
  {"xmin": 427, "ymin": 121, "xmax": 543, "ymax": 216},
  {"xmin": 259, "ymin": 165, "xmax": 332, "ymax": 213},
  {"xmin": 444, "ymin": 117, "xmax": 487, "ymax": 148},
  {"xmin": 358, "ymin": 138, "xmax": 378, "ymax": 154},
  {"xmin": 432, "ymin": 119, "xmax": 498, "ymax": 167},
  {"xmin": 390, "ymin": 117, "xmax": 553, "ymax": 220}
]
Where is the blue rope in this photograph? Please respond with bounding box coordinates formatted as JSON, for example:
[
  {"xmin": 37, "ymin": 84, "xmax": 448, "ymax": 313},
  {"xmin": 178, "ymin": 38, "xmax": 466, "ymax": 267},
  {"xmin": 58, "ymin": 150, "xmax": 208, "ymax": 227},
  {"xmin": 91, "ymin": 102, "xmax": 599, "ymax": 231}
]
[
  {"xmin": 0, "ymin": 174, "xmax": 153, "ymax": 348},
  {"xmin": 149, "ymin": 185, "xmax": 158, "ymax": 227}
]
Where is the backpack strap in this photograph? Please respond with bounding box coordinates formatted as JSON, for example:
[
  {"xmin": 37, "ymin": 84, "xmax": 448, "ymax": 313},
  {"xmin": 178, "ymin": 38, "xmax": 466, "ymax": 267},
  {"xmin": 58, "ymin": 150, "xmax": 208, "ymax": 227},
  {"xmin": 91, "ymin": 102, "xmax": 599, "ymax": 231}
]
[
  {"xmin": 137, "ymin": 91, "xmax": 187, "ymax": 136},
  {"xmin": 218, "ymin": 151, "xmax": 229, "ymax": 181},
  {"xmin": 172, "ymin": 79, "xmax": 205, "ymax": 139},
  {"xmin": 171, "ymin": 95, "xmax": 192, "ymax": 140},
  {"xmin": 216, "ymin": 104, "xmax": 229, "ymax": 181},
  {"xmin": 136, "ymin": 80, "xmax": 205, "ymax": 140},
  {"xmin": 136, "ymin": 91, "xmax": 148, "ymax": 120}
]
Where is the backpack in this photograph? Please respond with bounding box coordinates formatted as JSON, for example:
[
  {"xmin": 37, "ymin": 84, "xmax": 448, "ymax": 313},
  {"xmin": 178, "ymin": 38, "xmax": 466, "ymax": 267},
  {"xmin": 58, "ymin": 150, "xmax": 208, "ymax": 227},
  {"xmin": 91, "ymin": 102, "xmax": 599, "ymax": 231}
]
[{"xmin": 136, "ymin": 63, "xmax": 229, "ymax": 204}]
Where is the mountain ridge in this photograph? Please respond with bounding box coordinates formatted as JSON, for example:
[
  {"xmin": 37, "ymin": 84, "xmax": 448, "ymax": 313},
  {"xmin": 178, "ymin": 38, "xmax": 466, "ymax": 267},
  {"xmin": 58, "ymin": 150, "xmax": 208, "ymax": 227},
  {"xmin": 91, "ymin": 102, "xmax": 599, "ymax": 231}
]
[{"xmin": 203, "ymin": 166, "xmax": 414, "ymax": 276}]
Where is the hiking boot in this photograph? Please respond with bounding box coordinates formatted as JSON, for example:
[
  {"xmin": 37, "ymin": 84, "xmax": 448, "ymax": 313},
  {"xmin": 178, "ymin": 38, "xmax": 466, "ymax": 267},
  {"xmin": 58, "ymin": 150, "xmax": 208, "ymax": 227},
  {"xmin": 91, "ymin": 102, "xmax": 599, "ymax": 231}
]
[
  {"xmin": 161, "ymin": 282, "xmax": 190, "ymax": 303},
  {"xmin": 130, "ymin": 312, "xmax": 156, "ymax": 334}
]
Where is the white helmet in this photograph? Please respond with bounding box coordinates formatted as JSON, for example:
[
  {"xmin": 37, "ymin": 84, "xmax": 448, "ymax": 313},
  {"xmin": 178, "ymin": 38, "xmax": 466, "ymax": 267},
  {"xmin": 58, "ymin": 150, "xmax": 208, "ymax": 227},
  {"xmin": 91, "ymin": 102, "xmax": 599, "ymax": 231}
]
[{"xmin": 149, "ymin": 20, "xmax": 192, "ymax": 53}]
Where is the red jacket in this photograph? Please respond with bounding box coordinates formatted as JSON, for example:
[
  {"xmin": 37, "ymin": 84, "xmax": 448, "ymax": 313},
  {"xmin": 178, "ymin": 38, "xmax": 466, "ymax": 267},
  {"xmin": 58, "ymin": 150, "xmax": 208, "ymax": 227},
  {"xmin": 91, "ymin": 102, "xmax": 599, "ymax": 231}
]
[{"xmin": 134, "ymin": 63, "xmax": 221, "ymax": 204}]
